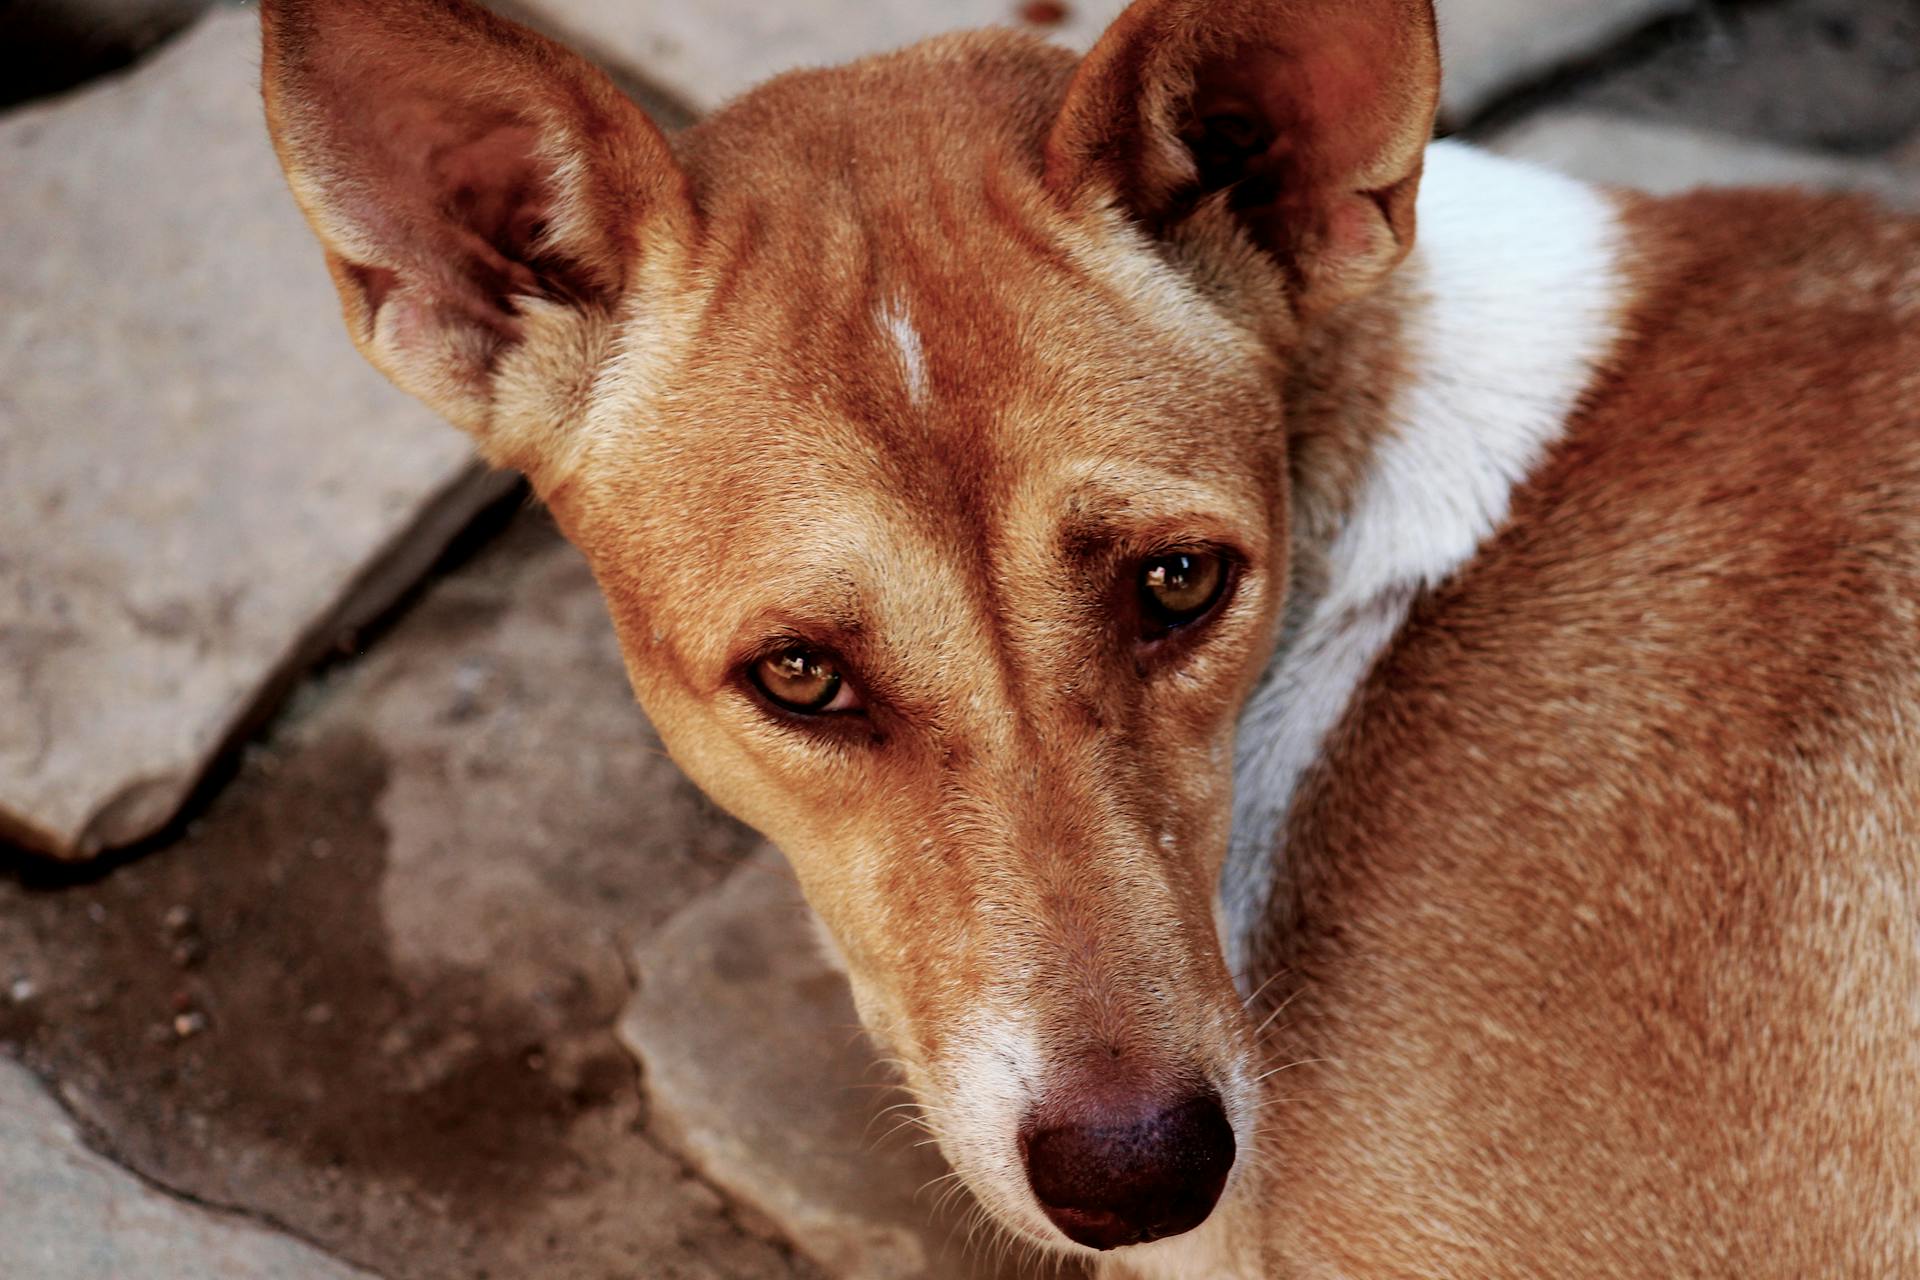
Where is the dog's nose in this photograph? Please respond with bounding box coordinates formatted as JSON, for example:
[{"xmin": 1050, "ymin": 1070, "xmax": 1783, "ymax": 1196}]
[{"xmin": 1020, "ymin": 1088, "xmax": 1235, "ymax": 1250}]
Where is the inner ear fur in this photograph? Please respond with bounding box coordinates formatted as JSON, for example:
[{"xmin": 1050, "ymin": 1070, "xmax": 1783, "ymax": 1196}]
[
  {"xmin": 1046, "ymin": 0, "xmax": 1439, "ymax": 317},
  {"xmin": 260, "ymin": 0, "xmax": 693, "ymax": 461}
]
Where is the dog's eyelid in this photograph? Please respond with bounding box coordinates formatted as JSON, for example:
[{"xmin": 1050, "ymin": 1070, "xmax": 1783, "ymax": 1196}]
[
  {"xmin": 1063, "ymin": 511, "xmax": 1260, "ymax": 570},
  {"xmin": 734, "ymin": 636, "xmax": 884, "ymax": 734}
]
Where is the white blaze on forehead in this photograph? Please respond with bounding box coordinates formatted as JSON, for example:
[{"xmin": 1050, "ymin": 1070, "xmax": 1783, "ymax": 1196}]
[
  {"xmin": 1221, "ymin": 142, "xmax": 1635, "ymax": 980},
  {"xmin": 876, "ymin": 298, "xmax": 930, "ymax": 406}
]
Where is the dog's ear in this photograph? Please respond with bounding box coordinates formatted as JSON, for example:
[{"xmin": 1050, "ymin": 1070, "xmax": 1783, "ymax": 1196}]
[
  {"xmin": 260, "ymin": 0, "xmax": 694, "ymax": 472},
  {"xmin": 1046, "ymin": 0, "xmax": 1439, "ymax": 317}
]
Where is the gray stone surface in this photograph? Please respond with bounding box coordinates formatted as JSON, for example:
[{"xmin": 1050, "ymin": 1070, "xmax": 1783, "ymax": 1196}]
[
  {"xmin": 621, "ymin": 853, "xmax": 1059, "ymax": 1280},
  {"xmin": 0, "ymin": 1058, "xmax": 374, "ymax": 1280},
  {"xmin": 1437, "ymin": 0, "xmax": 1690, "ymax": 120},
  {"xmin": 515, "ymin": 0, "xmax": 1118, "ymax": 114},
  {"xmin": 0, "ymin": 0, "xmax": 214, "ymax": 108},
  {"xmin": 1557, "ymin": 0, "xmax": 1920, "ymax": 156},
  {"xmin": 511, "ymin": 0, "xmax": 1685, "ymax": 126},
  {"xmin": 0, "ymin": 9, "xmax": 513, "ymax": 861},
  {"xmin": 0, "ymin": 512, "xmax": 813, "ymax": 1280},
  {"xmin": 1492, "ymin": 109, "xmax": 1920, "ymax": 205}
]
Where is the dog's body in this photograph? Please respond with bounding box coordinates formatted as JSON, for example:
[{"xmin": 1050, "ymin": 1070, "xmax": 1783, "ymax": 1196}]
[
  {"xmin": 1211, "ymin": 168, "xmax": 1920, "ymax": 1277},
  {"xmin": 259, "ymin": 0, "xmax": 1920, "ymax": 1274}
]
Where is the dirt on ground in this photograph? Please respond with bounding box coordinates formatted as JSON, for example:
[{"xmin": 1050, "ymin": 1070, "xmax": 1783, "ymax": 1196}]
[{"xmin": 1, "ymin": 513, "xmax": 815, "ymax": 1280}]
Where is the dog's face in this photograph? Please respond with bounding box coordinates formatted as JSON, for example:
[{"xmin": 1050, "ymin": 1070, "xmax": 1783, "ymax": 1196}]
[
  {"xmin": 262, "ymin": 0, "xmax": 1436, "ymax": 1255},
  {"xmin": 561, "ymin": 72, "xmax": 1294, "ymax": 1242}
]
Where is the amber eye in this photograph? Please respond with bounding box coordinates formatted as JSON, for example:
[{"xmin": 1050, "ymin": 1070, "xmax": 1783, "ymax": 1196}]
[
  {"xmin": 751, "ymin": 648, "xmax": 849, "ymax": 714},
  {"xmin": 1139, "ymin": 551, "xmax": 1228, "ymax": 633}
]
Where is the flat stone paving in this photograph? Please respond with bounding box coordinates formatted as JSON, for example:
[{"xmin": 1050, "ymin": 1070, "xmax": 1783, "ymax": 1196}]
[
  {"xmin": 2, "ymin": 512, "xmax": 814, "ymax": 1280},
  {"xmin": 0, "ymin": 10, "xmax": 513, "ymax": 861},
  {"xmin": 0, "ymin": 1058, "xmax": 375, "ymax": 1280},
  {"xmin": 3, "ymin": 0, "xmax": 1919, "ymax": 1277},
  {"xmin": 623, "ymin": 851, "xmax": 1066, "ymax": 1280},
  {"xmin": 517, "ymin": 0, "xmax": 1686, "ymax": 119},
  {"xmin": 1491, "ymin": 108, "xmax": 1920, "ymax": 202}
]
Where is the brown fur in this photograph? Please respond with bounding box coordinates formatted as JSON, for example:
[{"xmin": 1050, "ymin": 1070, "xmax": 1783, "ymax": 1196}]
[
  {"xmin": 260, "ymin": 0, "xmax": 1920, "ymax": 1273},
  {"xmin": 1244, "ymin": 191, "xmax": 1920, "ymax": 1276}
]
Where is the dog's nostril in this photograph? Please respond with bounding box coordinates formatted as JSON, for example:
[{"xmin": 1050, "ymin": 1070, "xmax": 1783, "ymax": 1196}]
[{"xmin": 1021, "ymin": 1089, "xmax": 1235, "ymax": 1251}]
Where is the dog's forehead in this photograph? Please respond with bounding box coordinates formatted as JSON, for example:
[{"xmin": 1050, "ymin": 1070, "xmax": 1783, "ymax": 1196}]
[
  {"xmin": 604, "ymin": 228, "xmax": 1280, "ymax": 562},
  {"xmin": 562, "ymin": 40, "xmax": 1289, "ymax": 641},
  {"xmin": 571, "ymin": 260, "xmax": 1279, "ymax": 681}
]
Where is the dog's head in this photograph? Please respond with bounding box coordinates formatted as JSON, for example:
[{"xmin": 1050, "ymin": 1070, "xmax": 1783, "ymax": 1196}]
[{"xmin": 262, "ymin": 0, "xmax": 1437, "ymax": 1256}]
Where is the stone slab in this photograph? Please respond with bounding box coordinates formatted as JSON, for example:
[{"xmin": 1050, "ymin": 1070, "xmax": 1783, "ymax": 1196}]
[
  {"xmin": 1558, "ymin": 0, "xmax": 1920, "ymax": 157},
  {"xmin": 622, "ymin": 852, "xmax": 1064, "ymax": 1280},
  {"xmin": 0, "ymin": 1057, "xmax": 375, "ymax": 1280},
  {"xmin": 0, "ymin": 511, "xmax": 811, "ymax": 1280},
  {"xmin": 0, "ymin": 9, "xmax": 515, "ymax": 861},
  {"xmin": 0, "ymin": 0, "xmax": 215, "ymax": 109},
  {"xmin": 1491, "ymin": 109, "xmax": 1920, "ymax": 206},
  {"xmin": 515, "ymin": 0, "xmax": 1117, "ymax": 115},
  {"xmin": 1437, "ymin": 0, "xmax": 1690, "ymax": 120},
  {"xmin": 511, "ymin": 0, "xmax": 1685, "ymax": 127}
]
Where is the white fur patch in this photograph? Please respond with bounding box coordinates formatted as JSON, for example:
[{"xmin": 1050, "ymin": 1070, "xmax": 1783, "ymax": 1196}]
[
  {"xmin": 937, "ymin": 1008, "xmax": 1055, "ymax": 1242},
  {"xmin": 1218, "ymin": 143, "xmax": 1632, "ymax": 978},
  {"xmin": 877, "ymin": 299, "xmax": 931, "ymax": 405}
]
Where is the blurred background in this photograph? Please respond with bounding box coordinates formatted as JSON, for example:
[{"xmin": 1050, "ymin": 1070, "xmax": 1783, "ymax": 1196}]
[{"xmin": 0, "ymin": 2, "xmax": 1916, "ymax": 1278}]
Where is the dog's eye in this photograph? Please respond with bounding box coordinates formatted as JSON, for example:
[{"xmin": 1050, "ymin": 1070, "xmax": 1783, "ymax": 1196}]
[
  {"xmin": 751, "ymin": 647, "xmax": 858, "ymax": 715},
  {"xmin": 1139, "ymin": 551, "xmax": 1228, "ymax": 633}
]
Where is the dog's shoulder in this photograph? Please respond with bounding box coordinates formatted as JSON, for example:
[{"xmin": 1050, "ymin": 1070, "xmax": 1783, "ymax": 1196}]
[{"xmin": 1246, "ymin": 176, "xmax": 1920, "ymax": 1279}]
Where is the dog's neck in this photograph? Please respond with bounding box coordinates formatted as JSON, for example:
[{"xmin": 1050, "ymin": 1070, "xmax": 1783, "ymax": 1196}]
[{"xmin": 1215, "ymin": 142, "xmax": 1635, "ymax": 982}]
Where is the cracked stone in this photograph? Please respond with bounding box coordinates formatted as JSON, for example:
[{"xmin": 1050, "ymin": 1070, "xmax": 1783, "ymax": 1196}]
[
  {"xmin": 508, "ymin": 0, "xmax": 1686, "ymax": 125},
  {"xmin": 0, "ymin": 0, "xmax": 214, "ymax": 109},
  {"xmin": 0, "ymin": 1057, "xmax": 375, "ymax": 1280},
  {"xmin": 514, "ymin": 0, "xmax": 1121, "ymax": 114},
  {"xmin": 1491, "ymin": 109, "xmax": 1920, "ymax": 206},
  {"xmin": 1436, "ymin": 0, "xmax": 1692, "ymax": 121},
  {"xmin": 0, "ymin": 9, "xmax": 515, "ymax": 860},
  {"xmin": 0, "ymin": 512, "xmax": 812, "ymax": 1280},
  {"xmin": 621, "ymin": 850, "xmax": 1071, "ymax": 1280},
  {"xmin": 1557, "ymin": 0, "xmax": 1920, "ymax": 154}
]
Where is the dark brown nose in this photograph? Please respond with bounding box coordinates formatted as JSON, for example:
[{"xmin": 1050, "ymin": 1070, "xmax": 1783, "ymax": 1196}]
[{"xmin": 1020, "ymin": 1088, "xmax": 1235, "ymax": 1250}]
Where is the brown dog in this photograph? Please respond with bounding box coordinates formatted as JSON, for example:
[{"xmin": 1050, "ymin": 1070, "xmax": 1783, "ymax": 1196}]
[{"xmin": 260, "ymin": 0, "xmax": 1920, "ymax": 1274}]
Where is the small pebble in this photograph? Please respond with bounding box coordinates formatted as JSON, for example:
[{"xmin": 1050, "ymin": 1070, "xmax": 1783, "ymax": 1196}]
[
  {"xmin": 8, "ymin": 977, "xmax": 36, "ymax": 1003},
  {"xmin": 171, "ymin": 938, "xmax": 207, "ymax": 969},
  {"xmin": 173, "ymin": 1010, "xmax": 208, "ymax": 1039},
  {"xmin": 162, "ymin": 904, "xmax": 196, "ymax": 937}
]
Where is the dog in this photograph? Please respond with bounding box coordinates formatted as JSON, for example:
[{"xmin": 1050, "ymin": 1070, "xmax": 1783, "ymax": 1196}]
[{"xmin": 259, "ymin": 0, "xmax": 1920, "ymax": 1274}]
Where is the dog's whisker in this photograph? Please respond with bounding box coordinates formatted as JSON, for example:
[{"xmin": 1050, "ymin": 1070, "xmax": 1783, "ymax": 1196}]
[
  {"xmin": 1239, "ymin": 965, "xmax": 1293, "ymax": 1009},
  {"xmin": 1251, "ymin": 983, "xmax": 1311, "ymax": 1038},
  {"xmin": 1250, "ymin": 1056, "xmax": 1328, "ymax": 1085}
]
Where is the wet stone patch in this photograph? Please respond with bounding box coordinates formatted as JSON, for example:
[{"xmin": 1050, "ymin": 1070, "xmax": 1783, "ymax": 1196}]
[{"xmin": 1, "ymin": 512, "xmax": 813, "ymax": 1280}]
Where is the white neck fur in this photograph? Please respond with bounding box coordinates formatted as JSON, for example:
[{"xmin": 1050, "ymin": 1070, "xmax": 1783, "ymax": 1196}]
[{"xmin": 1216, "ymin": 141, "xmax": 1632, "ymax": 982}]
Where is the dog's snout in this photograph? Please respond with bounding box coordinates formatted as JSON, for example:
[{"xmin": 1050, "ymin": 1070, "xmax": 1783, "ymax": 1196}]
[{"xmin": 1020, "ymin": 1088, "xmax": 1235, "ymax": 1250}]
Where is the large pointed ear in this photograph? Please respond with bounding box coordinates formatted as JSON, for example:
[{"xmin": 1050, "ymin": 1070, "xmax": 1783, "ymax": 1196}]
[
  {"xmin": 1045, "ymin": 0, "xmax": 1438, "ymax": 318},
  {"xmin": 260, "ymin": 0, "xmax": 694, "ymax": 470}
]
